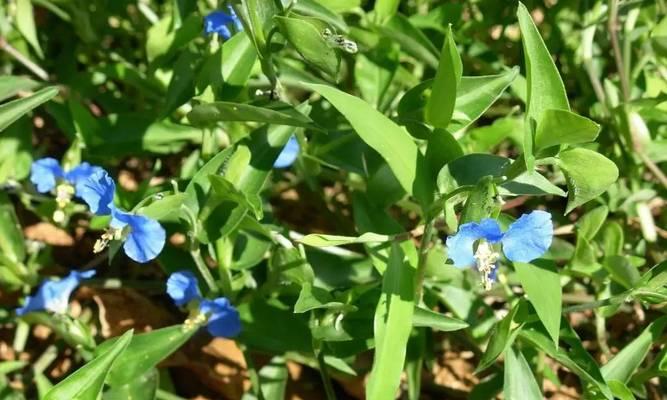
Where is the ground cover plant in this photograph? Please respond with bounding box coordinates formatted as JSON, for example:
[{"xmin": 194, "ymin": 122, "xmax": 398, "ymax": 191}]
[{"xmin": 0, "ymin": 0, "xmax": 666, "ymax": 398}]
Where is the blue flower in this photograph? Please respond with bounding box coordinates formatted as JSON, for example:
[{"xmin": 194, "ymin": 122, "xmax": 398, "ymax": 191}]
[
  {"xmin": 78, "ymin": 168, "xmax": 166, "ymax": 263},
  {"xmin": 30, "ymin": 158, "xmax": 64, "ymax": 193},
  {"xmin": 110, "ymin": 208, "xmax": 166, "ymax": 264},
  {"xmin": 30, "ymin": 158, "xmax": 102, "ymax": 195},
  {"xmin": 16, "ymin": 270, "xmax": 96, "ymax": 316},
  {"xmin": 199, "ymin": 298, "xmax": 241, "ymax": 338},
  {"xmin": 167, "ymin": 271, "xmax": 202, "ymax": 306},
  {"xmin": 204, "ymin": 7, "xmax": 242, "ymax": 40},
  {"xmin": 78, "ymin": 169, "xmax": 116, "ymax": 215},
  {"xmin": 446, "ymin": 210, "xmax": 553, "ymax": 267},
  {"xmin": 273, "ymin": 135, "xmax": 300, "ymax": 168}
]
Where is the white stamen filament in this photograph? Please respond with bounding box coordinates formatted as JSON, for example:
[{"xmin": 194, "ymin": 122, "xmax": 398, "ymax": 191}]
[
  {"xmin": 474, "ymin": 241, "xmax": 499, "ymax": 291},
  {"xmin": 55, "ymin": 183, "xmax": 75, "ymax": 208}
]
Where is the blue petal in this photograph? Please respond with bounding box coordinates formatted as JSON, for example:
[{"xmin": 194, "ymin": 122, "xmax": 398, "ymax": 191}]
[
  {"xmin": 78, "ymin": 169, "xmax": 116, "ymax": 215},
  {"xmin": 112, "ymin": 209, "xmax": 166, "ymax": 263},
  {"xmin": 204, "ymin": 10, "xmax": 237, "ymax": 39},
  {"xmin": 16, "ymin": 270, "xmax": 96, "ymax": 316},
  {"xmin": 65, "ymin": 163, "xmax": 104, "ymax": 196},
  {"xmin": 273, "ymin": 135, "xmax": 300, "ymax": 168},
  {"xmin": 501, "ymin": 210, "xmax": 553, "ymax": 263},
  {"xmin": 199, "ymin": 298, "xmax": 241, "ymax": 338},
  {"xmin": 30, "ymin": 158, "xmax": 64, "ymax": 193},
  {"xmin": 445, "ymin": 218, "xmax": 502, "ymax": 267},
  {"xmin": 167, "ymin": 271, "xmax": 201, "ymax": 306}
]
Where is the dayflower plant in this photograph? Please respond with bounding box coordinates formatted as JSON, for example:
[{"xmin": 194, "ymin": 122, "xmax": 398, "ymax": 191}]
[
  {"xmin": 445, "ymin": 210, "xmax": 553, "ymax": 290},
  {"xmin": 30, "ymin": 158, "xmax": 103, "ymax": 221},
  {"xmin": 166, "ymin": 271, "xmax": 241, "ymax": 338},
  {"xmin": 273, "ymin": 135, "xmax": 300, "ymax": 168},
  {"xmin": 16, "ymin": 270, "xmax": 96, "ymax": 316},
  {"xmin": 204, "ymin": 7, "xmax": 242, "ymax": 40},
  {"xmin": 79, "ymin": 169, "xmax": 166, "ymax": 263}
]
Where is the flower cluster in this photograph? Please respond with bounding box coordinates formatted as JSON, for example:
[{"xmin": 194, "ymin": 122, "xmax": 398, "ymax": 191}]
[
  {"xmin": 30, "ymin": 158, "xmax": 104, "ymax": 222},
  {"xmin": 78, "ymin": 169, "xmax": 166, "ymax": 263},
  {"xmin": 167, "ymin": 271, "xmax": 241, "ymax": 338},
  {"xmin": 445, "ymin": 210, "xmax": 553, "ymax": 290},
  {"xmin": 204, "ymin": 7, "xmax": 242, "ymax": 40}
]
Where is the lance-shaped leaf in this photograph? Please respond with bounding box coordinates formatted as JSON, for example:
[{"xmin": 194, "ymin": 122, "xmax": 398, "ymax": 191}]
[
  {"xmin": 0, "ymin": 87, "xmax": 58, "ymax": 133},
  {"xmin": 515, "ymin": 260, "xmax": 562, "ymax": 344},
  {"xmin": 425, "ymin": 24, "xmax": 461, "ymax": 129},
  {"xmin": 187, "ymin": 101, "xmax": 316, "ymax": 129},
  {"xmin": 503, "ymin": 346, "xmax": 543, "ymax": 400},
  {"xmin": 44, "ymin": 330, "xmax": 133, "ymax": 400},
  {"xmin": 366, "ymin": 242, "xmax": 416, "ymax": 400},
  {"xmin": 535, "ymin": 109, "xmax": 600, "ymax": 151}
]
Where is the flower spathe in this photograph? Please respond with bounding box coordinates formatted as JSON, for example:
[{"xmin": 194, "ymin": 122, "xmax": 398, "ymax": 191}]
[
  {"xmin": 273, "ymin": 135, "xmax": 300, "ymax": 169},
  {"xmin": 204, "ymin": 7, "xmax": 242, "ymax": 40},
  {"xmin": 80, "ymin": 168, "xmax": 166, "ymax": 264},
  {"xmin": 445, "ymin": 210, "xmax": 553, "ymax": 288},
  {"xmin": 167, "ymin": 271, "xmax": 202, "ymax": 307},
  {"xmin": 199, "ymin": 298, "xmax": 242, "ymax": 338},
  {"xmin": 16, "ymin": 270, "xmax": 96, "ymax": 316}
]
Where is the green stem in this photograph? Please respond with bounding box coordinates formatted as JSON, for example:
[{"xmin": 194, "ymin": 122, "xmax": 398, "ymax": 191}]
[
  {"xmin": 191, "ymin": 247, "xmax": 220, "ymax": 295},
  {"xmin": 214, "ymin": 237, "xmax": 235, "ymax": 298},
  {"xmin": 241, "ymin": 345, "xmax": 265, "ymax": 400},
  {"xmin": 316, "ymin": 347, "xmax": 337, "ymax": 400},
  {"xmin": 414, "ymin": 218, "xmax": 435, "ymax": 303}
]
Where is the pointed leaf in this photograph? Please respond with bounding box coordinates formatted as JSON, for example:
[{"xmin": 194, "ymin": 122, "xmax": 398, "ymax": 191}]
[
  {"xmin": 44, "ymin": 330, "xmax": 133, "ymax": 400},
  {"xmin": 535, "ymin": 109, "xmax": 600, "ymax": 151},
  {"xmin": 514, "ymin": 260, "xmax": 561, "ymax": 344},
  {"xmin": 366, "ymin": 242, "xmax": 416, "ymax": 400},
  {"xmin": 503, "ymin": 347, "xmax": 543, "ymax": 400},
  {"xmin": 0, "ymin": 87, "xmax": 58, "ymax": 132},
  {"xmin": 426, "ymin": 25, "xmax": 461, "ymax": 129},
  {"xmin": 274, "ymin": 16, "xmax": 340, "ymax": 78},
  {"xmin": 412, "ymin": 307, "xmax": 468, "ymax": 332}
]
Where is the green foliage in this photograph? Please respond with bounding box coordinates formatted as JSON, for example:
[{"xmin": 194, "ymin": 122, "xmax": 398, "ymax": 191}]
[{"xmin": 1, "ymin": 0, "xmax": 665, "ymax": 398}]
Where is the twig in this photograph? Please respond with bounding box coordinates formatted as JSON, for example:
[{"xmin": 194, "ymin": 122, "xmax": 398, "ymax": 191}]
[
  {"xmin": 0, "ymin": 37, "xmax": 49, "ymax": 81},
  {"xmin": 608, "ymin": 0, "xmax": 631, "ymax": 101}
]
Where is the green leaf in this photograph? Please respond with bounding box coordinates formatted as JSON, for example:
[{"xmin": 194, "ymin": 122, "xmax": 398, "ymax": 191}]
[
  {"xmin": 412, "ymin": 307, "xmax": 468, "ymax": 332},
  {"xmin": 520, "ymin": 326, "xmax": 612, "ymax": 399},
  {"xmin": 163, "ymin": 49, "xmax": 199, "ymax": 116},
  {"xmin": 460, "ymin": 176, "xmax": 497, "ymax": 224},
  {"xmin": 378, "ymin": 14, "xmax": 439, "ymax": 68},
  {"xmin": 138, "ymin": 193, "xmax": 188, "ymax": 222},
  {"xmin": 259, "ymin": 357, "xmax": 289, "ymax": 400},
  {"xmin": 557, "ymin": 148, "xmax": 619, "ymax": 214},
  {"xmin": 515, "ymin": 260, "xmax": 561, "ymax": 344},
  {"xmin": 0, "ymin": 87, "xmax": 58, "ymax": 133},
  {"xmin": 603, "ymin": 255, "xmax": 641, "ymax": 289},
  {"xmin": 517, "ymin": 1, "xmax": 569, "ymax": 168},
  {"xmin": 476, "ymin": 300, "xmax": 524, "ymax": 373},
  {"xmin": 576, "ymin": 205, "xmax": 609, "ymax": 240},
  {"xmin": 221, "ymin": 33, "xmax": 257, "ymax": 90},
  {"xmin": 307, "ymin": 83, "xmax": 432, "ymax": 204},
  {"xmin": 299, "ymin": 232, "xmax": 390, "ymax": 247},
  {"xmin": 294, "ymin": 283, "xmax": 348, "ymax": 313},
  {"xmin": 102, "ymin": 369, "xmax": 158, "ymax": 400},
  {"xmin": 0, "ymin": 116, "xmax": 32, "ymax": 184},
  {"xmin": 535, "ymin": 109, "xmax": 600, "ymax": 151},
  {"xmin": 44, "ymin": 330, "xmax": 133, "ymax": 400},
  {"xmin": 516, "ymin": 2, "xmax": 569, "ymax": 124},
  {"xmin": 425, "ymin": 128, "xmax": 464, "ymax": 178},
  {"xmin": 0, "ymin": 192, "xmax": 26, "ymax": 264},
  {"xmin": 184, "ymin": 146, "xmax": 235, "ymax": 214},
  {"xmin": 503, "ymin": 346, "xmax": 543, "ymax": 400},
  {"xmin": 601, "ymin": 317, "xmax": 667, "ymax": 383},
  {"xmin": 16, "ymin": 0, "xmax": 44, "ymax": 58},
  {"xmin": 448, "ymin": 68, "xmax": 519, "ymax": 132},
  {"xmin": 274, "ymin": 16, "xmax": 340, "ymax": 78},
  {"xmin": 209, "ymin": 175, "xmax": 262, "ymax": 219},
  {"xmin": 374, "ymin": 0, "xmax": 399, "ymax": 23},
  {"xmin": 366, "ymin": 242, "xmax": 416, "ymax": 400},
  {"xmin": 100, "ymin": 325, "xmax": 197, "ymax": 387},
  {"xmin": 292, "ymin": 0, "xmax": 348, "ymax": 33},
  {"xmin": 187, "ymin": 101, "xmax": 316, "ymax": 129},
  {"xmin": 425, "ymin": 25, "xmax": 461, "ymax": 129},
  {"xmin": 0, "ymin": 76, "xmax": 39, "ymax": 102}
]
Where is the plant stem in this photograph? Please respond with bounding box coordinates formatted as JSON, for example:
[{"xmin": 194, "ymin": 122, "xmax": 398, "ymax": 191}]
[
  {"xmin": 191, "ymin": 246, "xmax": 220, "ymax": 295},
  {"xmin": 316, "ymin": 347, "xmax": 337, "ymax": 400},
  {"xmin": 608, "ymin": 0, "xmax": 630, "ymax": 102},
  {"xmin": 0, "ymin": 37, "xmax": 49, "ymax": 81},
  {"xmin": 414, "ymin": 218, "xmax": 435, "ymax": 303},
  {"xmin": 241, "ymin": 345, "xmax": 265, "ymax": 400}
]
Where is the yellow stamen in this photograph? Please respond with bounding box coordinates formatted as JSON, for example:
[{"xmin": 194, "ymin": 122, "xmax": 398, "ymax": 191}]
[
  {"xmin": 93, "ymin": 228, "xmax": 122, "ymax": 253},
  {"xmin": 183, "ymin": 313, "xmax": 207, "ymax": 332}
]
